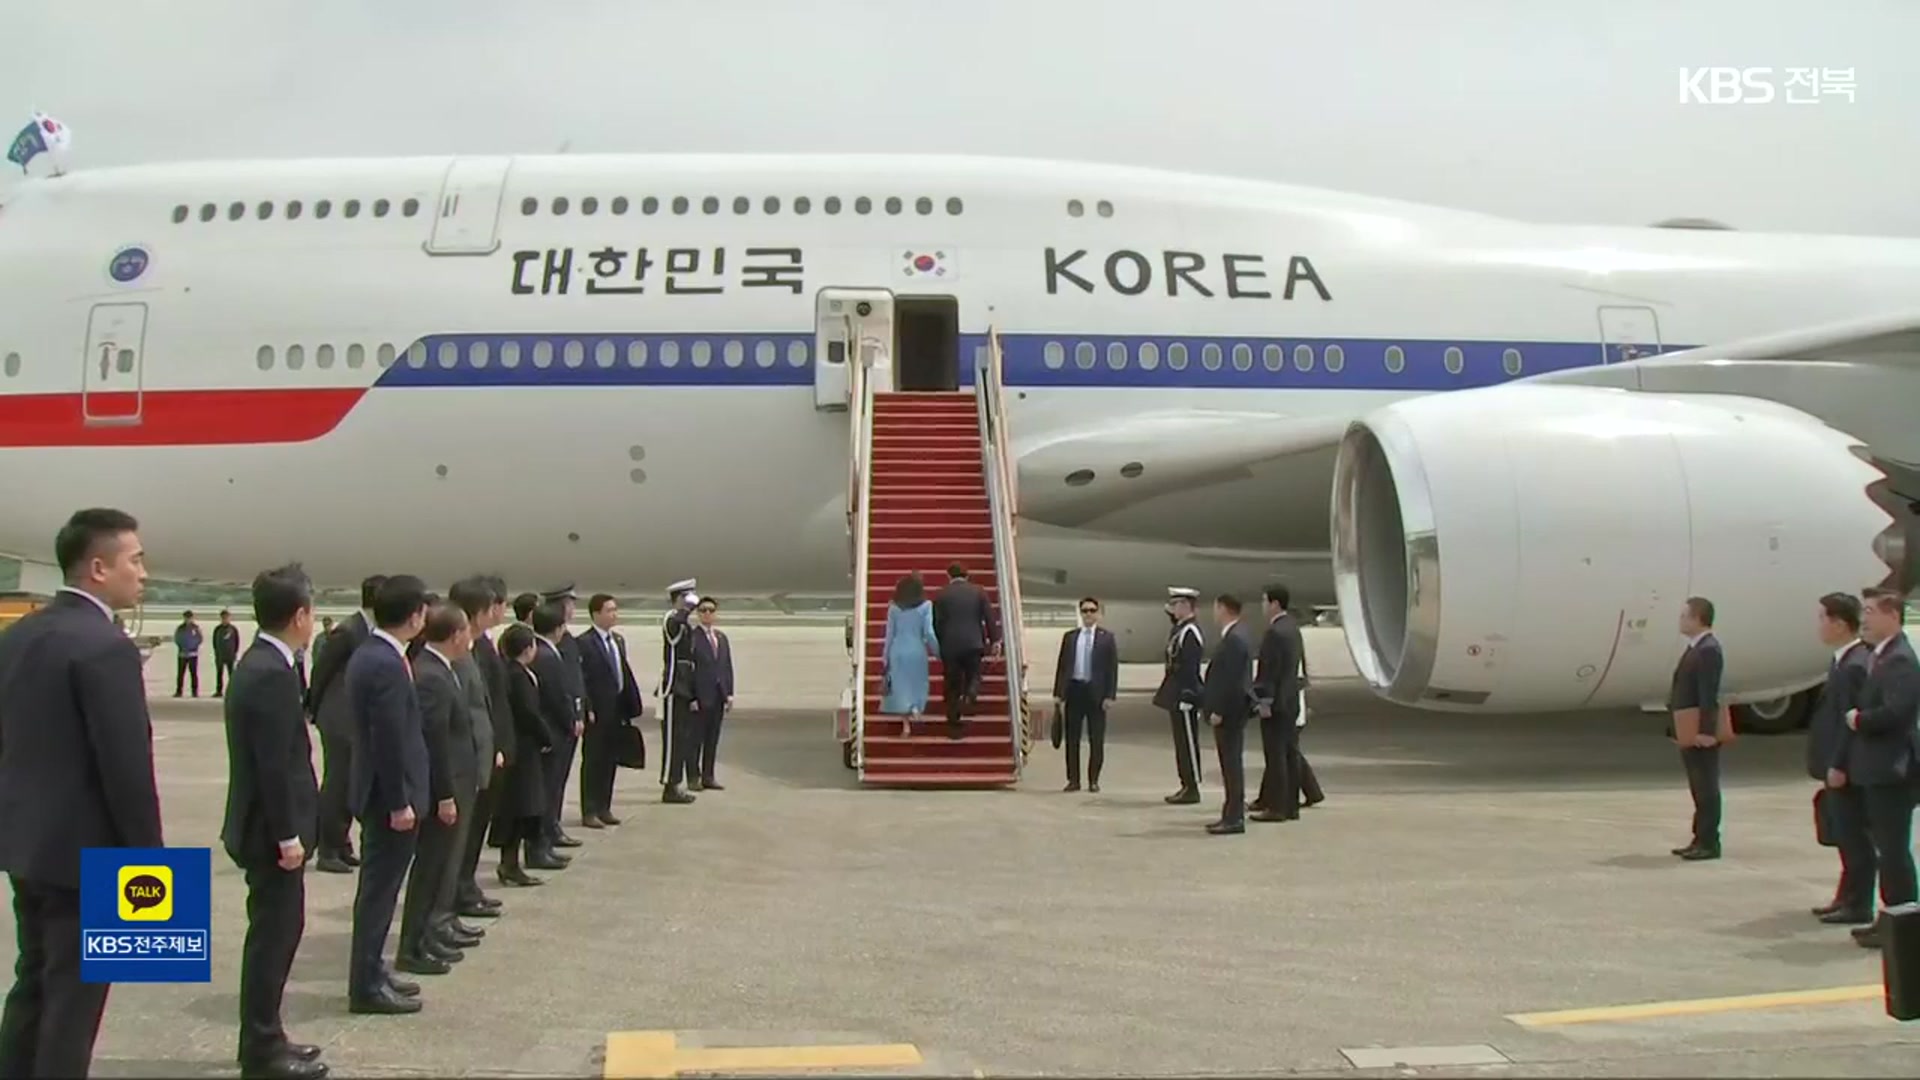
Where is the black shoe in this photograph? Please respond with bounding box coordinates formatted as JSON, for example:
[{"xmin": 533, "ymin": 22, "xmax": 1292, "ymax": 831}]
[
  {"xmin": 947, "ymin": 722, "xmax": 965, "ymax": 740},
  {"xmin": 1670, "ymin": 845, "xmax": 1695, "ymax": 857},
  {"xmin": 395, "ymin": 953, "xmax": 451, "ymax": 976},
  {"xmin": 385, "ymin": 974, "xmax": 420, "ymax": 997},
  {"xmin": 1062, "ymin": 782, "xmax": 1081, "ymax": 793},
  {"xmin": 1301, "ymin": 795, "xmax": 1324, "ymax": 809},
  {"xmin": 349, "ymin": 987, "xmax": 422, "ymax": 1014},
  {"xmin": 1247, "ymin": 801, "xmax": 1268, "ymax": 815},
  {"xmin": 1679, "ymin": 846, "xmax": 1721, "ymax": 861},
  {"xmin": 553, "ymin": 832, "xmax": 583, "ymax": 849},
  {"xmin": 601, "ymin": 812, "xmax": 624, "ymax": 825},
  {"xmin": 526, "ymin": 852, "xmax": 569, "ymax": 871},
  {"xmin": 581, "ymin": 815, "xmax": 607, "ymax": 829},
  {"xmin": 341, "ymin": 851, "xmax": 361, "ymax": 868},
  {"xmin": 1088, "ymin": 781, "xmax": 1101, "ymax": 794},
  {"xmin": 439, "ymin": 928, "xmax": 482, "ymax": 950},
  {"xmin": 1856, "ymin": 925, "xmax": 1885, "ymax": 949},
  {"xmin": 1250, "ymin": 809, "xmax": 1291, "ymax": 823},
  {"xmin": 1852, "ymin": 917, "xmax": 1884, "ymax": 941},
  {"xmin": 458, "ymin": 902, "xmax": 501, "ymax": 919},
  {"xmin": 313, "ymin": 856, "xmax": 352, "ymax": 875},
  {"xmin": 241, "ymin": 1052, "xmax": 329, "ymax": 1080},
  {"xmin": 1820, "ymin": 907, "xmax": 1874, "ymax": 925},
  {"xmin": 287, "ymin": 1044, "xmax": 323, "ymax": 1062},
  {"xmin": 689, "ymin": 777, "xmax": 705, "ymax": 792},
  {"xmin": 497, "ymin": 865, "xmax": 543, "ymax": 887},
  {"xmin": 700, "ymin": 781, "xmax": 723, "ymax": 792},
  {"xmin": 446, "ymin": 918, "xmax": 483, "ymax": 938},
  {"xmin": 1165, "ymin": 788, "xmax": 1200, "ymax": 805},
  {"xmin": 663, "ymin": 787, "xmax": 696, "ymax": 805},
  {"xmin": 424, "ymin": 940, "xmax": 464, "ymax": 964},
  {"xmin": 1812, "ymin": 900, "xmax": 1845, "ymax": 916},
  {"xmin": 1206, "ymin": 820, "xmax": 1246, "ymax": 835}
]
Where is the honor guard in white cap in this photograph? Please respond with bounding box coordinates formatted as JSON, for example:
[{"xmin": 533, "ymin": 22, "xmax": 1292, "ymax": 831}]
[
  {"xmin": 1151, "ymin": 587, "xmax": 1206, "ymax": 804},
  {"xmin": 656, "ymin": 578, "xmax": 700, "ymax": 803},
  {"xmin": 537, "ymin": 584, "xmax": 587, "ymax": 850}
]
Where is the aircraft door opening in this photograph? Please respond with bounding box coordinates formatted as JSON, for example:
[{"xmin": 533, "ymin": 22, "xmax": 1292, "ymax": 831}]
[
  {"xmin": 814, "ymin": 288, "xmax": 896, "ymax": 410},
  {"xmin": 426, "ymin": 156, "xmax": 513, "ymax": 255},
  {"xmin": 1597, "ymin": 305, "xmax": 1662, "ymax": 364},
  {"xmin": 894, "ymin": 296, "xmax": 960, "ymax": 392},
  {"xmin": 81, "ymin": 302, "xmax": 148, "ymax": 425}
]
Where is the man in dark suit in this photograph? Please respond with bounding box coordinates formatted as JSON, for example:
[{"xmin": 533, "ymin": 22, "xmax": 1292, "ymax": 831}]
[
  {"xmin": 1202, "ymin": 594, "xmax": 1253, "ymax": 836},
  {"xmin": 307, "ymin": 575, "xmax": 386, "ymax": 874},
  {"xmin": 343, "ymin": 574, "xmax": 430, "ymax": 1015},
  {"xmin": 1809, "ymin": 592, "xmax": 1875, "ymax": 925},
  {"xmin": 578, "ymin": 594, "xmax": 643, "ymax": 819},
  {"xmin": 689, "ymin": 597, "xmax": 735, "ymax": 790},
  {"xmin": 1250, "ymin": 583, "xmax": 1307, "ymax": 824},
  {"xmin": 396, "ymin": 604, "xmax": 476, "ymax": 976},
  {"xmin": 1842, "ymin": 589, "xmax": 1920, "ymax": 950},
  {"xmin": 1152, "ymin": 587, "xmax": 1206, "ymax": 805},
  {"xmin": 1051, "ymin": 597, "xmax": 1118, "ymax": 793},
  {"xmin": 220, "ymin": 565, "xmax": 328, "ymax": 1080},
  {"xmin": 528, "ymin": 604, "xmax": 583, "ymax": 865},
  {"xmin": 0, "ymin": 508, "xmax": 163, "ymax": 1080},
  {"xmin": 212, "ymin": 609, "xmax": 242, "ymax": 698},
  {"xmin": 448, "ymin": 578, "xmax": 506, "ymax": 919},
  {"xmin": 1669, "ymin": 596, "xmax": 1730, "ymax": 861},
  {"xmin": 540, "ymin": 585, "xmax": 587, "ymax": 851},
  {"xmin": 931, "ymin": 562, "xmax": 998, "ymax": 740}
]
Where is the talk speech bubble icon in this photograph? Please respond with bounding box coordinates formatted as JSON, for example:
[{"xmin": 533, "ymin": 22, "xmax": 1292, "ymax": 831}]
[{"xmin": 117, "ymin": 865, "xmax": 173, "ymax": 921}]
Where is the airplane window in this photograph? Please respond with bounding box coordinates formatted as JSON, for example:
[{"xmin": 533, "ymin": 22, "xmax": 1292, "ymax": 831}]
[
  {"xmin": 255, "ymin": 201, "xmax": 273, "ymax": 220},
  {"xmin": 755, "ymin": 340, "xmax": 777, "ymax": 367},
  {"xmin": 0, "ymin": 351, "xmax": 16, "ymax": 376},
  {"xmin": 1232, "ymin": 343, "xmax": 1253, "ymax": 371},
  {"xmin": 316, "ymin": 344, "xmax": 335, "ymax": 370},
  {"xmin": 1325, "ymin": 344, "xmax": 1345, "ymax": 372},
  {"xmin": 470, "ymin": 341, "xmax": 491, "ymax": 369},
  {"xmin": 885, "ymin": 197, "xmax": 903, "ymax": 215},
  {"xmin": 1074, "ymin": 342, "xmax": 1096, "ymax": 370},
  {"xmin": 1263, "ymin": 344, "xmax": 1283, "ymax": 371},
  {"xmin": 376, "ymin": 343, "xmax": 396, "ymax": 368},
  {"xmin": 532, "ymin": 341, "xmax": 554, "ymax": 368},
  {"xmin": 581, "ymin": 196, "xmax": 598, "ymax": 216},
  {"xmin": 787, "ymin": 339, "xmax": 810, "ymax": 367},
  {"xmin": 691, "ymin": 340, "xmax": 712, "ymax": 367},
  {"xmin": 373, "ymin": 198, "xmax": 390, "ymax": 218},
  {"xmin": 436, "ymin": 342, "xmax": 457, "ymax": 369},
  {"xmin": 1137, "ymin": 342, "xmax": 1160, "ymax": 370},
  {"xmin": 1097, "ymin": 200, "xmax": 1114, "ymax": 218},
  {"xmin": 1107, "ymin": 342, "xmax": 1127, "ymax": 370},
  {"xmin": 1043, "ymin": 342, "xmax": 1065, "ymax": 369},
  {"xmin": 1444, "ymin": 346, "xmax": 1465, "ymax": 374},
  {"xmin": 552, "ymin": 197, "xmax": 569, "ymax": 216},
  {"xmin": 723, "ymin": 340, "xmax": 745, "ymax": 368},
  {"xmin": 1503, "ymin": 347, "xmax": 1523, "ymax": 375},
  {"xmin": 642, "ymin": 196, "xmax": 660, "ymax": 215},
  {"xmin": 732, "ymin": 196, "xmax": 750, "ymax": 215},
  {"xmin": 403, "ymin": 198, "xmax": 420, "ymax": 217},
  {"xmin": 171, "ymin": 205, "xmax": 188, "ymax": 224},
  {"xmin": 315, "ymin": 200, "xmax": 332, "ymax": 219},
  {"xmin": 344, "ymin": 199, "xmax": 361, "ymax": 219},
  {"xmin": 947, "ymin": 197, "xmax": 963, "ymax": 216},
  {"xmin": 286, "ymin": 200, "xmax": 303, "ymax": 220},
  {"xmin": 1067, "ymin": 200, "xmax": 1084, "ymax": 218},
  {"xmin": 915, "ymin": 197, "xmax": 933, "ymax": 215},
  {"xmin": 286, "ymin": 344, "xmax": 306, "ymax": 371},
  {"xmin": 116, "ymin": 348, "xmax": 135, "ymax": 374},
  {"xmin": 794, "ymin": 197, "xmax": 811, "ymax": 215},
  {"xmin": 346, "ymin": 344, "xmax": 365, "ymax": 369},
  {"xmin": 500, "ymin": 341, "xmax": 522, "ymax": 369},
  {"xmin": 595, "ymin": 340, "xmax": 616, "ymax": 368},
  {"xmin": 1168, "ymin": 342, "xmax": 1189, "ymax": 370},
  {"xmin": 198, "ymin": 204, "xmax": 216, "ymax": 222},
  {"xmin": 611, "ymin": 196, "xmax": 629, "ymax": 215},
  {"xmin": 702, "ymin": 196, "xmax": 720, "ymax": 215},
  {"xmin": 854, "ymin": 197, "xmax": 872, "ymax": 215},
  {"xmin": 520, "ymin": 197, "xmax": 538, "ymax": 216},
  {"xmin": 764, "ymin": 196, "xmax": 780, "ymax": 215},
  {"xmin": 1201, "ymin": 343, "xmax": 1223, "ymax": 370},
  {"xmin": 227, "ymin": 202, "xmax": 245, "ymax": 221},
  {"xmin": 824, "ymin": 196, "xmax": 842, "ymax": 215},
  {"xmin": 1293, "ymin": 344, "xmax": 1314, "ymax": 372},
  {"xmin": 627, "ymin": 340, "xmax": 647, "ymax": 367},
  {"xmin": 255, "ymin": 346, "xmax": 273, "ymax": 371},
  {"xmin": 672, "ymin": 196, "xmax": 689, "ymax": 215},
  {"xmin": 659, "ymin": 340, "xmax": 680, "ymax": 367},
  {"xmin": 407, "ymin": 342, "xmax": 428, "ymax": 368},
  {"xmin": 1384, "ymin": 345, "xmax": 1405, "ymax": 373},
  {"xmin": 564, "ymin": 339, "xmax": 585, "ymax": 368}
]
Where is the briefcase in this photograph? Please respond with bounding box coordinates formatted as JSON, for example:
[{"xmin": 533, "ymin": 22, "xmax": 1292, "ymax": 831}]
[
  {"xmin": 612, "ymin": 721, "xmax": 647, "ymax": 771},
  {"xmin": 1813, "ymin": 788, "xmax": 1840, "ymax": 848},
  {"xmin": 1049, "ymin": 706, "xmax": 1063, "ymax": 749}
]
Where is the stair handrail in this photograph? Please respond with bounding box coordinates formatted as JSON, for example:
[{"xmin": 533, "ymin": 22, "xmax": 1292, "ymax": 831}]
[
  {"xmin": 974, "ymin": 328, "xmax": 1028, "ymax": 775},
  {"xmin": 845, "ymin": 318, "xmax": 875, "ymax": 774}
]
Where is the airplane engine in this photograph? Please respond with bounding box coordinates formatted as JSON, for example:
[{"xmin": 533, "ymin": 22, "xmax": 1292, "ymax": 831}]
[{"xmin": 1331, "ymin": 385, "xmax": 1905, "ymax": 715}]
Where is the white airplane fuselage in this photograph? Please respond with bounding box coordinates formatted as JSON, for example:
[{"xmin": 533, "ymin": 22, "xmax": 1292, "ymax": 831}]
[{"xmin": 0, "ymin": 153, "xmax": 1914, "ymax": 685}]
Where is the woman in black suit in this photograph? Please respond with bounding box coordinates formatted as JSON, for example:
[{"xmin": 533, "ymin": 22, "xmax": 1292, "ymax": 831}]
[{"xmin": 488, "ymin": 624, "xmax": 558, "ymax": 886}]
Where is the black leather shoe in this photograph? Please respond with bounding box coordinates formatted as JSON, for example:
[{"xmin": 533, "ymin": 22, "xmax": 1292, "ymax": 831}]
[
  {"xmin": 1062, "ymin": 782, "xmax": 1081, "ymax": 793},
  {"xmin": 600, "ymin": 813, "xmax": 623, "ymax": 825},
  {"xmin": 497, "ymin": 865, "xmax": 543, "ymax": 887},
  {"xmin": 527, "ymin": 852, "xmax": 569, "ymax": 871},
  {"xmin": 1670, "ymin": 845, "xmax": 1695, "ymax": 856},
  {"xmin": 241, "ymin": 1053, "xmax": 329, "ymax": 1080},
  {"xmin": 1820, "ymin": 907, "xmax": 1873, "ymax": 925},
  {"xmin": 447, "ymin": 919, "xmax": 484, "ymax": 938},
  {"xmin": 1250, "ymin": 809, "xmax": 1291, "ymax": 823},
  {"xmin": 439, "ymin": 929, "xmax": 482, "ymax": 950},
  {"xmin": 1088, "ymin": 782, "xmax": 1101, "ymax": 793},
  {"xmin": 395, "ymin": 953, "xmax": 450, "ymax": 976},
  {"xmin": 689, "ymin": 777, "xmax": 705, "ymax": 792},
  {"xmin": 663, "ymin": 788, "xmax": 696, "ymax": 805},
  {"xmin": 341, "ymin": 851, "xmax": 362, "ymax": 868},
  {"xmin": 1165, "ymin": 789, "xmax": 1200, "ymax": 805},
  {"xmin": 313, "ymin": 856, "xmax": 352, "ymax": 875},
  {"xmin": 1206, "ymin": 820, "xmax": 1246, "ymax": 835},
  {"xmin": 385, "ymin": 974, "xmax": 420, "ymax": 997},
  {"xmin": 287, "ymin": 1044, "xmax": 323, "ymax": 1062},
  {"xmin": 581, "ymin": 815, "xmax": 607, "ymax": 829},
  {"xmin": 1679, "ymin": 846, "xmax": 1721, "ymax": 861},
  {"xmin": 349, "ymin": 987, "xmax": 422, "ymax": 1014},
  {"xmin": 553, "ymin": 831, "xmax": 583, "ymax": 848},
  {"xmin": 424, "ymin": 940, "xmax": 464, "ymax": 964},
  {"xmin": 700, "ymin": 781, "xmax": 724, "ymax": 791},
  {"xmin": 458, "ymin": 902, "xmax": 501, "ymax": 919},
  {"xmin": 1247, "ymin": 801, "xmax": 1268, "ymax": 815},
  {"xmin": 1812, "ymin": 899, "xmax": 1844, "ymax": 916}
]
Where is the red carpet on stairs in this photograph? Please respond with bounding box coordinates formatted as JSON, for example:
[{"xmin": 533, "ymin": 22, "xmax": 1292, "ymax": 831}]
[{"xmin": 861, "ymin": 391, "xmax": 1018, "ymax": 788}]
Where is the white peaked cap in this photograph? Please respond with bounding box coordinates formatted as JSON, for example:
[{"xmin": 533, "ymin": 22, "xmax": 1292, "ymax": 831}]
[
  {"xmin": 667, "ymin": 578, "xmax": 697, "ymax": 595},
  {"xmin": 1167, "ymin": 587, "xmax": 1200, "ymax": 600}
]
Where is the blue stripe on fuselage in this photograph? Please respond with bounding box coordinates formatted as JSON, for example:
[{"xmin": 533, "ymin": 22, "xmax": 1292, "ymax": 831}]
[{"xmin": 372, "ymin": 331, "xmax": 1682, "ymax": 392}]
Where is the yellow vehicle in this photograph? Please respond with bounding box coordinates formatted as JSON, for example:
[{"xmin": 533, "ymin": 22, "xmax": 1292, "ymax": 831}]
[{"xmin": 0, "ymin": 592, "xmax": 50, "ymax": 634}]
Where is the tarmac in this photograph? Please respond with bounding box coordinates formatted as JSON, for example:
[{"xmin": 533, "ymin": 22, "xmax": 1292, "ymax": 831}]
[{"xmin": 8, "ymin": 623, "xmax": 1919, "ymax": 1077}]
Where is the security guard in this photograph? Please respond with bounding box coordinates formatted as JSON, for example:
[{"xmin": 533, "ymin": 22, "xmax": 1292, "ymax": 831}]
[
  {"xmin": 1151, "ymin": 587, "xmax": 1206, "ymax": 805},
  {"xmin": 657, "ymin": 578, "xmax": 700, "ymax": 805},
  {"xmin": 540, "ymin": 584, "xmax": 588, "ymax": 849}
]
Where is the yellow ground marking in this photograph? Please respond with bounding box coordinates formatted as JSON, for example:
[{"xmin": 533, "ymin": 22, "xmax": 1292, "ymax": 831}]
[
  {"xmin": 1508, "ymin": 983, "xmax": 1884, "ymax": 1028},
  {"xmin": 604, "ymin": 1030, "xmax": 923, "ymax": 1078}
]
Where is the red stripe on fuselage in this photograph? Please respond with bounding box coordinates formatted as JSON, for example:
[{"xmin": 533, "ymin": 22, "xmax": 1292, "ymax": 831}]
[{"xmin": 0, "ymin": 388, "xmax": 367, "ymax": 447}]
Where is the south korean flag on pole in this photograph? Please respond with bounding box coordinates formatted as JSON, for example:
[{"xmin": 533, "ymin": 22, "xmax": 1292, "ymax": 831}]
[{"xmin": 7, "ymin": 111, "xmax": 72, "ymax": 175}]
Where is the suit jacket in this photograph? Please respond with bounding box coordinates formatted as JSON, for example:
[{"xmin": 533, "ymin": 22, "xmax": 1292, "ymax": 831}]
[
  {"xmin": 345, "ymin": 632, "xmax": 429, "ymax": 819},
  {"xmin": 508, "ymin": 662, "xmax": 560, "ymax": 752},
  {"xmin": 691, "ymin": 625, "xmax": 734, "ymax": 703},
  {"xmin": 1668, "ymin": 633, "xmax": 1732, "ymax": 744},
  {"xmin": 579, "ymin": 626, "xmax": 644, "ymax": 725},
  {"xmin": 453, "ymin": 653, "xmax": 496, "ymax": 780},
  {"xmin": 212, "ymin": 623, "xmax": 241, "ymax": 662},
  {"xmin": 1152, "ymin": 618, "xmax": 1205, "ymax": 711},
  {"xmin": 932, "ymin": 578, "xmax": 997, "ymax": 656},
  {"xmin": 1202, "ymin": 622, "xmax": 1255, "ymax": 722},
  {"xmin": 309, "ymin": 611, "xmax": 370, "ymax": 736},
  {"xmin": 414, "ymin": 649, "xmax": 468, "ymax": 801},
  {"xmin": 531, "ymin": 638, "xmax": 579, "ymax": 739},
  {"xmin": 0, "ymin": 591, "xmax": 165, "ymax": 888},
  {"xmin": 1255, "ymin": 612, "xmax": 1306, "ymax": 726},
  {"xmin": 1809, "ymin": 640, "xmax": 1871, "ymax": 778},
  {"xmin": 556, "ymin": 631, "xmax": 588, "ymax": 724},
  {"xmin": 1845, "ymin": 634, "xmax": 1920, "ymax": 787},
  {"xmin": 1052, "ymin": 625, "xmax": 1118, "ymax": 702},
  {"xmin": 220, "ymin": 639, "xmax": 319, "ymax": 869},
  {"xmin": 472, "ymin": 634, "xmax": 517, "ymax": 767}
]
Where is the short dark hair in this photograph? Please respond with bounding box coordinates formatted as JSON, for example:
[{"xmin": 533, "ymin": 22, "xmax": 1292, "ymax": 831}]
[
  {"xmin": 54, "ymin": 508, "xmax": 139, "ymax": 579},
  {"xmin": 1685, "ymin": 596, "xmax": 1715, "ymax": 627},
  {"xmin": 359, "ymin": 574, "xmax": 389, "ymax": 609},
  {"xmin": 947, "ymin": 562, "xmax": 968, "ymax": 579},
  {"xmin": 1819, "ymin": 592, "xmax": 1862, "ymax": 632},
  {"xmin": 1215, "ymin": 593, "xmax": 1242, "ymax": 615},
  {"xmin": 499, "ymin": 623, "xmax": 535, "ymax": 660},
  {"xmin": 1263, "ymin": 583, "xmax": 1291, "ymax": 609},
  {"xmin": 218, "ymin": 608, "xmax": 230, "ymax": 617},
  {"xmin": 531, "ymin": 602, "xmax": 566, "ymax": 636},
  {"xmin": 372, "ymin": 574, "xmax": 429, "ymax": 630},
  {"xmin": 1078, "ymin": 597, "xmax": 1100, "ymax": 610},
  {"xmin": 182, "ymin": 610, "xmax": 194, "ymax": 620},
  {"xmin": 423, "ymin": 603, "xmax": 468, "ymax": 644},
  {"xmin": 892, "ymin": 573, "xmax": 925, "ymax": 609},
  {"xmin": 513, "ymin": 592, "xmax": 540, "ymax": 622},
  {"xmin": 482, "ymin": 575, "xmax": 507, "ymax": 603},
  {"xmin": 450, "ymin": 576, "xmax": 493, "ymax": 620},
  {"xmin": 589, "ymin": 593, "xmax": 617, "ymax": 615},
  {"xmin": 251, "ymin": 564, "xmax": 312, "ymax": 633},
  {"xmin": 1864, "ymin": 589, "xmax": 1906, "ymax": 617}
]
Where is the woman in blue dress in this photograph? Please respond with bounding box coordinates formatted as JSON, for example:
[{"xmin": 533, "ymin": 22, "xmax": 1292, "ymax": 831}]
[{"xmin": 878, "ymin": 573, "xmax": 939, "ymax": 737}]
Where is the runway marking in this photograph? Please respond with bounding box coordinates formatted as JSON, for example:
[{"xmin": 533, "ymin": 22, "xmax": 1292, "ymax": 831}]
[
  {"xmin": 603, "ymin": 1031, "xmax": 923, "ymax": 1078},
  {"xmin": 1507, "ymin": 983, "xmax": 1884, "ymax": 1028}
]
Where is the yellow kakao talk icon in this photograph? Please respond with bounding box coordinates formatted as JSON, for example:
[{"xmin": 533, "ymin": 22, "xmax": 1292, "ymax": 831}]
[{"xmin": 117, "ymin": 865, "xmax": 172, "ymax": 921}]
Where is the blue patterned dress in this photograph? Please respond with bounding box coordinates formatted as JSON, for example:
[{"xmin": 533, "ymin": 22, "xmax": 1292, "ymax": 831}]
[{"xmin": 879, "ymin": 600, "xmax": 939, "ymax": 715}]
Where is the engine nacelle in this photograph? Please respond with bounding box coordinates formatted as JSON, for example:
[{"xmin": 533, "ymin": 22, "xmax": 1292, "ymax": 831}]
[{"xmin": 1331, "ymin": 385, "xmax": 1901, "ymax": 712}]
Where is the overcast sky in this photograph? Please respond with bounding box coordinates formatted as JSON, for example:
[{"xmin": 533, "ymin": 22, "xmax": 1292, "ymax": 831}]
[{"xmin": 3, "ymin": 0, "xmax": 1913, "ymax": 235}]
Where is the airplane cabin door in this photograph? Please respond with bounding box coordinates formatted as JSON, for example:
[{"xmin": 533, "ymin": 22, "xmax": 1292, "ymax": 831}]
[
  {"xmin": 813, "ymin": 288, "xmax": 896, "ymax": 410},
  {"xmin": 1596, "ymin": 305, "xmax": 1662, "ymax": 364},
  {"xmin": 426, "ymin": 156, "xmax": 513, "ymax": 255},
  {"xmin": 81, "ymin": 302, "xmax": 148, "ymax": 425}
]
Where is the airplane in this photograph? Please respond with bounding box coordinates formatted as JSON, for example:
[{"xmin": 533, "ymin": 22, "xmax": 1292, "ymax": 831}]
[{"xmin": 0, "ymin": 152, "xmax": 1913, "ymax": 732}]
